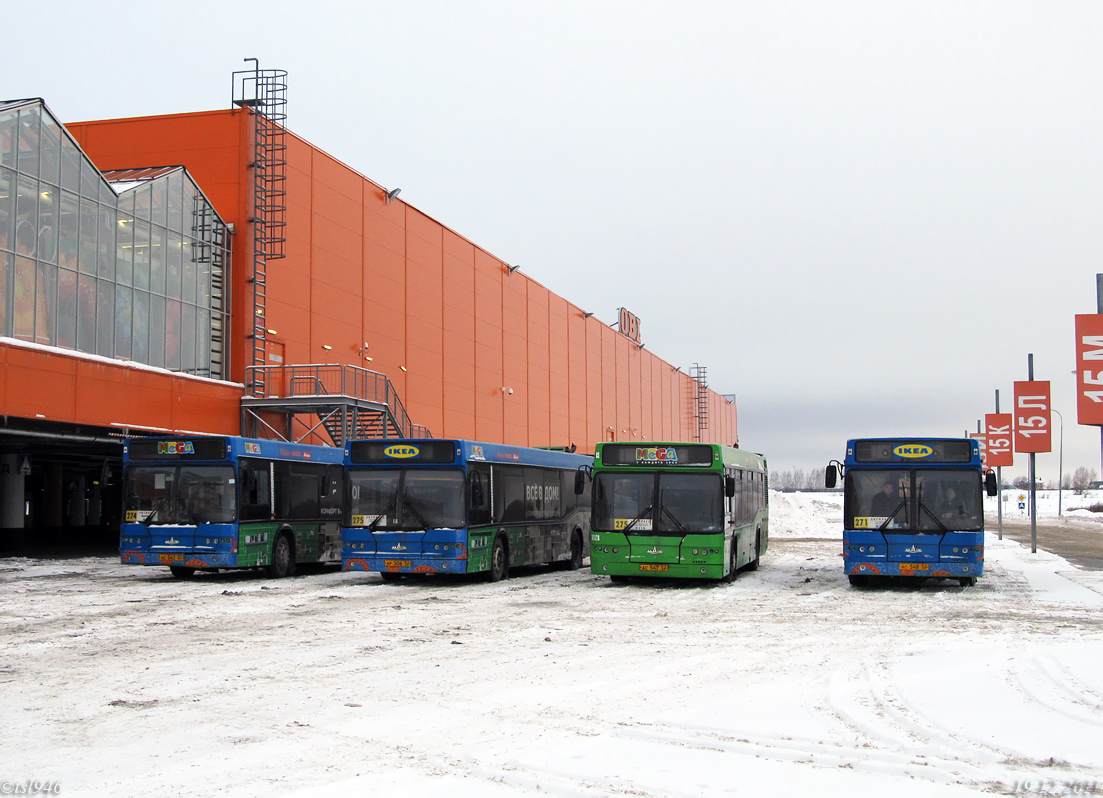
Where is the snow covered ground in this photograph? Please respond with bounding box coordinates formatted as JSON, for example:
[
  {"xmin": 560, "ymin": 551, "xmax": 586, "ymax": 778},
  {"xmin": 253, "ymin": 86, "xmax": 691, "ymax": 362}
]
[{"xmin": 3, "ymin": 493, "xmax": 1103, "ymax": 797}]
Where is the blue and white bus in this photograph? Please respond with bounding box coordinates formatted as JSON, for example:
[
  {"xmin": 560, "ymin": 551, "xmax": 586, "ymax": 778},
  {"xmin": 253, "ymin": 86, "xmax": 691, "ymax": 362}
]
[
  {"xmin": 121, "ymin": 436, "xmax": 344, "ymax": 578},
  {"xmin": 826, "ymin": 437, "xmax": 997, "ymax": 586},
  {"xmin": 342, "ymin": 439, "xmax": 592, "ymax": 581}
]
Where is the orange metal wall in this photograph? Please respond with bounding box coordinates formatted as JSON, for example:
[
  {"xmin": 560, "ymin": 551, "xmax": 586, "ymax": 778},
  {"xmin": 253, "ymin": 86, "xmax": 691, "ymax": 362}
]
[
  {"xmin": 0, "ymin": 342, "xmax": 242, "ymax": 433},
  {"xmin": 62, "ymin": 109, "xmax": 738, "ymax": 451}
]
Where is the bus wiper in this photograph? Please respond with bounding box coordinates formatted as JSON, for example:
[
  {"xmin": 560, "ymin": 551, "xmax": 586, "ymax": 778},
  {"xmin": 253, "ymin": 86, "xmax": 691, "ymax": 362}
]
[
  {"xmin": 622, "ymin": 503, "xmax": 653, "ymax": 532},
  {"xmin": 657, "ymin": 503, "xmax": 683, "ymax": 534},
  {"xmin": 916, "ymin": 484, "xmax": 949, "ymax": 533},
  {"xmin": 142, "ymin": 496, "xmax": 172, "ymax": 526},
  {"xmin": 876, "ymin": 502, "xmax": 907, "ymax": 531},
  {"xmin": 368, "ymin": 497, "xmax": 397, "ymax": 531},
  {"xmin": 180, "ymin": 497, "xmax": 204, "ymax": 524},
  {"xmin": 918, "ymin": 502, "xmax": 949, "ymax": 533},
  {"xmin": 402, "ymin": 497, "xmax": 430, "ymax": 530}
]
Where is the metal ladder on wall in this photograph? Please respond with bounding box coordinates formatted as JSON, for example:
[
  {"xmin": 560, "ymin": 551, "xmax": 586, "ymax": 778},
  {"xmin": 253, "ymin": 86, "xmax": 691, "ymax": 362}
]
[
  {"xmin": 191, "ymin": 196, "xmax": 228, "ymax": 378},
  {"xmin": 233, "ymin": 62, "xmax": 288, "ymax": 396},
  {"xmin": 690, "ymin": 363, "xmax": 709, "ymax": 442}
]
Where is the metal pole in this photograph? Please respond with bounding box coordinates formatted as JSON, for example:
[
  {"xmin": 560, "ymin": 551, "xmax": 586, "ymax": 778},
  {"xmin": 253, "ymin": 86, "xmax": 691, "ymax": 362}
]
[
  {"xmin": 1028, "ymin": 354, "xmax": 1037, "ymax": 554},
  {"xmin": 996, "ymin": 389, "xmax": 1003, "ymax": 540},
  {"xmin": 1051, "ymin": 407, "xmax": 1063, "ymax": 516},
  {"xmin": 1098, "ymin": 274, "xmax": 1103, "ymax": 480}
]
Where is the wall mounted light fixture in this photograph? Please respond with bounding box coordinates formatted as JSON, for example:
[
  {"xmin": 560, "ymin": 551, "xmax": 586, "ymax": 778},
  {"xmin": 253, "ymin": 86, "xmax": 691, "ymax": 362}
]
[
  {"xmin": 502, "ymin": 387, "xmax": 514, "ymax": 394},
  {"xmin": 582, "ymin": 311, "xmax": 594, "ymax": 318},
  {"xmin": 322, "ymin": 344, "xmax": 332, "ymax": 350},
  {"xmin": 507, "ymin": 264, "xmax": 521, "ymax": 274},
  {"xmin": 385, "ymin": 187, "xmax": 401, "ymax": 203}
]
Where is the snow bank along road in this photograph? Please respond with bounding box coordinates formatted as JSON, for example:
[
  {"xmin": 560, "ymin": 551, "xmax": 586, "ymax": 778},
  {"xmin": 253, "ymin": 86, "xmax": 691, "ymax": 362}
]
[{"xmin": 3, "ymin": 493, "xmax": 1103, "ymax": 797}]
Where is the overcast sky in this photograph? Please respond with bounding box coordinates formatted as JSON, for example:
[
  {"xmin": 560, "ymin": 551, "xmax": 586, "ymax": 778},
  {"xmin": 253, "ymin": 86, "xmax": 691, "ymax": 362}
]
[{"xmin": 8, "ymin": 1, "xmax": 1103, "ymax": 480}]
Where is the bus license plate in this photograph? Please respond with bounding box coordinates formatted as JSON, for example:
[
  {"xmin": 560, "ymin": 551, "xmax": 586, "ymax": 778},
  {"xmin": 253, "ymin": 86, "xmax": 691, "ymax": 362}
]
[
  {"xmin": 384, "ymin": 560, "xmax": 411, "ymax": 568},
  {"xmin": 899, "ymin": 563, "xmax": 929, "ymax": 572},
  {"xmin": 159, "ymin": 554, "xmax": 185, "ymax": 564},
  {"xmin": 639, "ymin": 564, "xmax": 669, "ymax": 572}
]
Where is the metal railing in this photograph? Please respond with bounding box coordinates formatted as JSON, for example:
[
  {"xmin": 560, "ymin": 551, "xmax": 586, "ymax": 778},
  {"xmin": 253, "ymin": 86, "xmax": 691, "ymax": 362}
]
[{"xmin": 244, "ymin": 364, "xmax": 426, "ymax": 440}]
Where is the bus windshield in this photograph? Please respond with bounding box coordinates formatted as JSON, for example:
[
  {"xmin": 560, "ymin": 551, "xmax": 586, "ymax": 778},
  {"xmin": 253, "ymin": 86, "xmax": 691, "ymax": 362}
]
[
  {"xmin": 593, "ymin": 472, "xmax": 723, "ymax": 533},
  {"xmin": 348, "ymin": 469, "xmax": 466, "ymax": 530},
  {"xmin": 845, "ymin": 469, "xmax": 982, "ymax": 532},
  {"xmin": 125, "ymin": 465, "xmax": 236, "ymax": 525}
]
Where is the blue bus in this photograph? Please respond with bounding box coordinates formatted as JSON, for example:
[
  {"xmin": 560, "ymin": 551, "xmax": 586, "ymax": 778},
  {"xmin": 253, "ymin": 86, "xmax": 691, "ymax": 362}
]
[
  {"xmin": 342, "ymin": 439, "xmax": 592, "ymax": 581},
  {"xmin": 121, "ymin": 436, "xmax": 344, "ymax": 578},
  {"xmin": 826, "ymin": 438, "xmax": 997, "ymax": 587}
]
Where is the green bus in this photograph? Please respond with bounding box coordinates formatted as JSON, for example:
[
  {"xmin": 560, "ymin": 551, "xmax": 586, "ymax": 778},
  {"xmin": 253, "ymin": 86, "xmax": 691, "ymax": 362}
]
[{"xmin": 588, "ymin": 442, "xmax": 769, "ymax": 582}]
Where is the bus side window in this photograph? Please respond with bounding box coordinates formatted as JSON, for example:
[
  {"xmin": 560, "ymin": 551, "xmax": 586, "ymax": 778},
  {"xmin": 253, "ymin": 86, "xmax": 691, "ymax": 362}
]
[
  {"xmin": 469, "ymin": 464, "xmax": 491, "ymax": 526},
  {"xmin": 495, "ymin": 465, "xmax": 525, "ymax": 523},
  {"xmin": 240, "ymin": 460, "xmax": 271, "ymax": 521},
  {"xmin": 321, "ymin": 465, "xmax": 343, "ymax": 516}
]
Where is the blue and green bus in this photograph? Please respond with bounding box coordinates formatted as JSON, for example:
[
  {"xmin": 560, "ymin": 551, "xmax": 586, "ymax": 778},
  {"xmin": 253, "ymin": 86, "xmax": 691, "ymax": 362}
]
[
  {"xmin": 589, "ymin": 442, "xmax": 769, "ymax": 582},
  {"xmin": 826, "ymin": 437, "xmax": 997, "ymax": 587},
  {"xmin": 121, "ymin": 436, "xmax": 344, "ymax": 578},
  {"xmin": 342, "ymin": 439, "xmax": 592, "ymax": 581}
]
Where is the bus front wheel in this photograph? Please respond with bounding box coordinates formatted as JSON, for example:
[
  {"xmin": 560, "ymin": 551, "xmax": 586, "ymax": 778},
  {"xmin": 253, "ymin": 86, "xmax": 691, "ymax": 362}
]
[
  {"xmin": 745, "ymin": 530, "xmax": 761, "ymax": 572},
  {"xmin": 723, "ymin": 543, "xmax": 737, "ymax": 583},
  {"xmin": 169, "ymin": 566, "xmax": 195, "ymax": 579},
  {"xmin": 488, "ymin": 536, "xmax": 509, "ymax": 582},
  {"xmin": 266, "ymin": 532, "xmax": 296, "ymax": 579}
]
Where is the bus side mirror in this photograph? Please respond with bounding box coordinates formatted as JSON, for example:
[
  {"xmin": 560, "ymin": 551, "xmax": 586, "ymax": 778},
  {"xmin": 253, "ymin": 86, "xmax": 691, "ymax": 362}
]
[
  {"xmin": 574, "ymin": 470, "xmax": 586, "ymax": 495},
  {"xmin": 825, "ymin": 465, "xmax": 837, "ymax": 489},
  {"xmin": 985, "ymin": 471, "xmax": 997, "ymax": 497},
  {"xmin": 725, "ymin": 476, "xmax": 736, "ymax": 497}
]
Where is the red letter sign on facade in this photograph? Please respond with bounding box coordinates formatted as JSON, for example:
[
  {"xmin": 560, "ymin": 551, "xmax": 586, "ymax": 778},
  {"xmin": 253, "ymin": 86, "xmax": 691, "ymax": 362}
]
[
  {"xmin": 1075, "ymin": 314, "xmax": 1103, "ymax": 426},
  {"xmin": 985, "ymin": 413, "xmax": 1014, "ymax": 467},
  {"xmin": 1013, "ymin": 381, "xmax": 1052, "ymax": 453}
]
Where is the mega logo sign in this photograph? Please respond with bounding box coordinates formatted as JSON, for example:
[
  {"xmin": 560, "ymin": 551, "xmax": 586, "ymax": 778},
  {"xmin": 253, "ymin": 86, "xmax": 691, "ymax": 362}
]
[
  {"xmin": 1075, "ymin": 314, "xmax": 1103, "ymax": 426},
  {"xmin": 1013, "ymin": 381, "xmax": 1052, "ymax": 454},
  {"xmin": 985, "ymin": 413, "xmax": 1014, "ymax": 467}
]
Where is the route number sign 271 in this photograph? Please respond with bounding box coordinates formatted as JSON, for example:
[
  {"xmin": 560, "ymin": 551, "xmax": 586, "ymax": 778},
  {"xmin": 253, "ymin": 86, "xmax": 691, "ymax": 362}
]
[{"xmin": 1013, "ymin": 380, "xmax": 1051, "ymax": 454}]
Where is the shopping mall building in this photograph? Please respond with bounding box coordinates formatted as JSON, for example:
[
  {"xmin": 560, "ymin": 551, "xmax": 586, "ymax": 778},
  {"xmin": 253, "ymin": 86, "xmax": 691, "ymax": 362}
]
[{"xmin": 0, "ymin": 71, "xmax": 738, "ymax": 549}]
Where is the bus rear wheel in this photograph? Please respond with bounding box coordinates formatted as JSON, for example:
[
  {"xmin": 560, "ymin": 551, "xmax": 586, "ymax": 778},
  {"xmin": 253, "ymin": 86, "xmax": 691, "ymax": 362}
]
[
  {"xmin": 487, "ymin": 535, "xmax": 509, "ymax": 582},
  {"xmin": 169, "ymin": 566, "xmax": 195, "ymax": 579},
  {"xmin": 958, "ymin": 576, "xmax": 977, "ymax": 587},
  {"xmin": 848, "ymin": 574, "xmax": 872, "ymax": 587},
  {"xmin": 745, "ymin": 530, "xmax": 761, "ymax": 572},
  {"xmin": 379, "ymin": 571, "xmax": 401, "ymax": 583},
  {"xmin": 566, "ymin": 532, "xmax": 584, "ymax": 571},
  {"xmin": 266, "ymin": 532, "xmax": 296, "ymax": 579}
]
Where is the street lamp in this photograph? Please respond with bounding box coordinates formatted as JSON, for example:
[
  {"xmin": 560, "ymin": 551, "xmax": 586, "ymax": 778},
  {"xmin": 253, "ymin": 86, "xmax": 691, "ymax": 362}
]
[{"xmin": 1051, "ymin": 407, "xmax": 1064, "ymax": 516}]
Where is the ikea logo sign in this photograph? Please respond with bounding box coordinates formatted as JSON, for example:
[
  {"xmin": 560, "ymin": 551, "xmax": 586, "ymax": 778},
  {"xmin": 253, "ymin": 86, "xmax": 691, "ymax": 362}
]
[
  {"xmin": 384, "ymin": 445, "xmax": 420, "ymax": 459},
  {"xmin": 893, "ymin": 445, "xmax": 933, "ymax": 459}
]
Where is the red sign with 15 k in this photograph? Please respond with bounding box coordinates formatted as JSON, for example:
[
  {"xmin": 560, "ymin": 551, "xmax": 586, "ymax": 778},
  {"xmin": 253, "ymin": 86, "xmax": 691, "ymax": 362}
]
[{"xmin": 985, "ymin": 413, "xmax": 1014, "ymax": 467}]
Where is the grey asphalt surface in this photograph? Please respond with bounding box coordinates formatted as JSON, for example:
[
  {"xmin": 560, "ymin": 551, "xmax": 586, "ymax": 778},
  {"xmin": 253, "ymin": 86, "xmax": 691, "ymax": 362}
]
[{"xmin": 988, "ymin": 514, "xmax": 1103, "ymax": 571}]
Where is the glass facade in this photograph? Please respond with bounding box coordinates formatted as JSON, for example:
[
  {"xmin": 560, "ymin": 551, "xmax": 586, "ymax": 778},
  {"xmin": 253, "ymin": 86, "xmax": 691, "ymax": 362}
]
[{"xmin": 0, "ymin": 100, "xmax": 229, "ymax": 378}]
